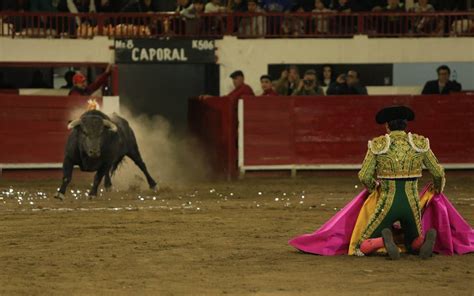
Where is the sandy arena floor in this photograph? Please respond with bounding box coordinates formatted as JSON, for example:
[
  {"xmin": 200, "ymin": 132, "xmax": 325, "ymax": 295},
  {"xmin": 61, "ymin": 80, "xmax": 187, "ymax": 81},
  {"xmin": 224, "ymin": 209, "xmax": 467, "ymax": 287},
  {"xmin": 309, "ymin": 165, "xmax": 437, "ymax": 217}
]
[{"xmin": 0, "ymin": 172, "xmax": 473, "ymax": 295}]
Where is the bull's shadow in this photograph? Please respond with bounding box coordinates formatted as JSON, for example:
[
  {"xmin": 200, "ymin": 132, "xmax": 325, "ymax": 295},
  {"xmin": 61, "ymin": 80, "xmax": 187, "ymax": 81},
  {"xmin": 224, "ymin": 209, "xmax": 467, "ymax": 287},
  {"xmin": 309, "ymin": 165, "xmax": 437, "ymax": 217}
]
[{"xmin": 54, "ymin": 110, "xmax": 157, "ymax": 200}]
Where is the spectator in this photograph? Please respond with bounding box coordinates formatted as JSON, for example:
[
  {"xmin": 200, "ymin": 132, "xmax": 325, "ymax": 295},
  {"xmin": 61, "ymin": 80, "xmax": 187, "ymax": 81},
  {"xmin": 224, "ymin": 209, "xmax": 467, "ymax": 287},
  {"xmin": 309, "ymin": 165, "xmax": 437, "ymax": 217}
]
[
  {"xmin": 384, "ymin": 0, "xmax": 405, "ymax": 11},
  {"xmin": 292, "ymin": 69, "xmax": 324, "ymax": 96},
  {"xmin": 176, "ymin": 0, "xmax": 192, "ymax": 12},
  {"xmin": 327, "ymin": 70, "xmax": 368, "ymax": 95},
  {"xmin": 260, "ymin": 75, "xmax": 278, "ymax": 96},
  {"xmin": 410, "ymin": 0, "xmax": 440, "ymax": 34},
  {"xmin": 180, "ymin": 0, "xmax": 205, "ymax": 19},
  {"xmin": 274, "ymin": 65, "xmax": 300, "ymax": 95},
  {"xmin": 313, "ymin": 0, "xmax": 332, "ymax": 34},
  {"xmin": 200, "ymin": 70, "xmax": 255, "ymax": 100},
  {"xmin": 204, "ymin": 0, "xmax": 226, "ymax": 34},
  {"xmin": 421, "ymin": 65, "xmax": 462, "ymax": 95},
  {"xmin": 262, "ymin": 0, "xmax": 293, "ymax": 35},
  {"xmin": 226, "ymin": 70, "xmax": 255, "ymax": 99},
  {"xmin": 69, "ymin": 65, "xmax": 112, "ymax": 96},
  {"xmin": 61, "ymin": 70, "xmax": 76, "ymax": 89},
  {"xmin": 261, "ymin": 0, "xmax": 293, "ymax": 12},
  {"xmin": 238, "ymin": 0, "xmax": 266, "ymax": 37},
  {"xmin": 412, "ymin": 0, "xmax": 435, "ymax": 12},
  {"xmin": 229, "ymin": 0, "xmax": 247, "ymax": 32},
  {"xmin": 320, "ymin": 64, "xmax": 334, "ymax": 86},
  {"xmin": 282, "ymin": 5, "xmax": 306, "ymax": 36},
  {"xmin": 205, "ymin": 0, "xmax": 226, "ymax": 12},
  {"xmin": 181, "ymin": 0, "xmax": 206, "ymax": 34}
]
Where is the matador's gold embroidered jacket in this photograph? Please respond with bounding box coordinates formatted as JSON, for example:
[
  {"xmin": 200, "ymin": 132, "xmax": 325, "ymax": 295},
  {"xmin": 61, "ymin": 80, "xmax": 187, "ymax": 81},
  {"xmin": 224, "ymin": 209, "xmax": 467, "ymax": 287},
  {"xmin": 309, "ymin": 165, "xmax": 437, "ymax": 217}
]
[{"xmin": 358, "ymin": 131, "xmax": 445, "ymax": 192}]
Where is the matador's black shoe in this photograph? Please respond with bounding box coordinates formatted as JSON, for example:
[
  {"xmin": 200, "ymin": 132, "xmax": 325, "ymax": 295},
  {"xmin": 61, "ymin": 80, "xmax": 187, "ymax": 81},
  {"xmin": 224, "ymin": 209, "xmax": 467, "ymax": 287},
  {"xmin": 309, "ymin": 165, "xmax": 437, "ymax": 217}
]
[
  {"xmin": 382, "ymin": 228, "xmax": 400, "ymax": 260},
  {"xmin": 419, "ymin": 229, "xmax": 437, "ymax": 259}
]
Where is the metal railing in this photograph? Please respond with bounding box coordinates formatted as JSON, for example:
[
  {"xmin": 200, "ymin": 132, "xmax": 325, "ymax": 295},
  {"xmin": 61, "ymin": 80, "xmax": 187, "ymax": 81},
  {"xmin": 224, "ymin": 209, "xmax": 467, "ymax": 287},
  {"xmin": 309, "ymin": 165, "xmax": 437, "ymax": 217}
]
[{"xmin": 0, "ymin": 11, "xmax": 472, "ymax": 38}]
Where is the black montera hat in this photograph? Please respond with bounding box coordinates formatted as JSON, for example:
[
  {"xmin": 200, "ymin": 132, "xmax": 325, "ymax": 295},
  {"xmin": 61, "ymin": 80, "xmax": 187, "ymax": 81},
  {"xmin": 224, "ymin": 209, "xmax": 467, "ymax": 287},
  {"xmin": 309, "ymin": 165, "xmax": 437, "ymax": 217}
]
[{"xmin": 375, "ymin": 106, "xmax": 415, "ymax": 124}]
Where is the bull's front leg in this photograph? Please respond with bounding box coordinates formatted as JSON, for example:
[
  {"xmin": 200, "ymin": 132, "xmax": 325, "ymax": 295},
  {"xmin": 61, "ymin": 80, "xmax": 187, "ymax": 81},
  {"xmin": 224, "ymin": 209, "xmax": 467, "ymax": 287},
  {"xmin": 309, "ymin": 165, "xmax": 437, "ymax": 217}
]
[
  {"xmin": 55, "ymin": 158, "xmax": 74, "ymax": 201},
  {"xmin": 104, "ymin": 171, "xmax": 113, "ymax": 192},
  {"xmin": 89, "ymin": 166, "xmax": 109, "ymax": 198}
]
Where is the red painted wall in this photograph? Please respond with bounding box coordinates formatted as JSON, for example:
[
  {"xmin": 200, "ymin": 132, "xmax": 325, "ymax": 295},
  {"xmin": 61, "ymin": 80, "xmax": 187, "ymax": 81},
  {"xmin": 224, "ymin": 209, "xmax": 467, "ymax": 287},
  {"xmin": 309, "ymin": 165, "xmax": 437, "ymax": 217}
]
[
  {"xmin": 242, "ymin": 95, "xmax": 474, "ymax": 166},
  {"xmin": 188, "ymin": 97, "xmax": 238, "ymax": 179},
  {"xmin": 0, "ymin": 95, "xmax": 102, "ymax": 164}
]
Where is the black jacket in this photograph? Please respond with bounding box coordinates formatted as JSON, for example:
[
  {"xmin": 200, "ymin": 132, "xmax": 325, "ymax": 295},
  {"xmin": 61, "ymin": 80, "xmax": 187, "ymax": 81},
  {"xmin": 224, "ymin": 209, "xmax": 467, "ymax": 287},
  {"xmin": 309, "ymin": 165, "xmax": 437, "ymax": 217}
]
[
  {"xmin": 327, "ymin": 82, "xmax": 368, "ymax": 95},
  {"xmin": 421, "ymin": 80, "xmax": 462, "ymax": 95}
]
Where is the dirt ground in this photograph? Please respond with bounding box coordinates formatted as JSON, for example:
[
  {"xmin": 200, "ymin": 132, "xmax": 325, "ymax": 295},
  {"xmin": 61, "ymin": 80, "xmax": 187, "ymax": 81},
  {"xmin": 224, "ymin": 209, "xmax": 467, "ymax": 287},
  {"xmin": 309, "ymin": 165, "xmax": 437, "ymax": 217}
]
[{"xmin": 0, "ymin": 171, "xmax": 473, "ymax": 295}]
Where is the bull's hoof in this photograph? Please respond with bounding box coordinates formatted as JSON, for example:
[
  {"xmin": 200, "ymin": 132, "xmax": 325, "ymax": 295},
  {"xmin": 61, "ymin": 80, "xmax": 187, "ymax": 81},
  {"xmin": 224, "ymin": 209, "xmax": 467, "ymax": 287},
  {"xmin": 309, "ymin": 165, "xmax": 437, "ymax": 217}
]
[
  {"xmin": 150, "ymin": 184, "xmax": 159, "ymax": 192},
  {"xmin": 105, "ymin": 186, "xmax": 112, "ymax": 192},
  {"xmin": 54, "ymin": 192, "xmax": 65, "ymax": 201}
]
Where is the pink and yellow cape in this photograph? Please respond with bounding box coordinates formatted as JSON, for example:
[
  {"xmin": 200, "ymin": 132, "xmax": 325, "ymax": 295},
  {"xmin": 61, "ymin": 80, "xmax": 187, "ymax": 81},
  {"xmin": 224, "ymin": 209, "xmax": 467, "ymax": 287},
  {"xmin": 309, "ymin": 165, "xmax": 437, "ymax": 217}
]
[{"xmin": 289, "ymin": 184, "xmax": 474, "ymax": 256}]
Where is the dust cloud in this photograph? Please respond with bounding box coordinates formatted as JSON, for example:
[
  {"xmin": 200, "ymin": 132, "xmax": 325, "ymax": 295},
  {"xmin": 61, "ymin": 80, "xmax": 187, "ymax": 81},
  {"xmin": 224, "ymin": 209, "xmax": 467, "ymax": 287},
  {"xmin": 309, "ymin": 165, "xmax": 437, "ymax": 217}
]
[{"xmin": 110, "ymin": 108, "xmax": 212, "ymax": 190}]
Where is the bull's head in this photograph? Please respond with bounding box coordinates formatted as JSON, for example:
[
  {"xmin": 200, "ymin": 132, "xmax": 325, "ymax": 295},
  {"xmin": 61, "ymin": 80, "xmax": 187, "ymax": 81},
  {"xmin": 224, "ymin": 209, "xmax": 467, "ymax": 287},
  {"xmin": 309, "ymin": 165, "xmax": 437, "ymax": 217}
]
[{"xmin": 68, "ymin": 116, "xmax": 118, "ymax": 158}]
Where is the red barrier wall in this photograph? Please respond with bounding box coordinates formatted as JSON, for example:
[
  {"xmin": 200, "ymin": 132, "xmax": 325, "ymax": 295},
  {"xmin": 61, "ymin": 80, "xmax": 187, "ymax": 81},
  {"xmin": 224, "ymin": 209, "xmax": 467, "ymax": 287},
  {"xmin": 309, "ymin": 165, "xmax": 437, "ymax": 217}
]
[
  {"xmin": 242, "ymin": 95, "xmax": 474, "ymax": 167},
  {"xmin": 0, "ymin": 95, "xmax": 102, "ymax": 166},
  {"xmin": 188, "ymin": 94, "xmax": 474, "ymax": 177},
  {"xmin": 188, "ymin": 97, "xmax": 237, "ymax": 179}
]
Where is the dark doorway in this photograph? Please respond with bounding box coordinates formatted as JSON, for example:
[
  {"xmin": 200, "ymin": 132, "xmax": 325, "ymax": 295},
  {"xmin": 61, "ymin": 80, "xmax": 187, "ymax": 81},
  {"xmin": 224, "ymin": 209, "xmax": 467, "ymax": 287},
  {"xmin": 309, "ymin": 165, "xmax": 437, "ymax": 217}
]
[{"xmin": 118, "ymin": 64, "xmax": 219, "ymax": 130}]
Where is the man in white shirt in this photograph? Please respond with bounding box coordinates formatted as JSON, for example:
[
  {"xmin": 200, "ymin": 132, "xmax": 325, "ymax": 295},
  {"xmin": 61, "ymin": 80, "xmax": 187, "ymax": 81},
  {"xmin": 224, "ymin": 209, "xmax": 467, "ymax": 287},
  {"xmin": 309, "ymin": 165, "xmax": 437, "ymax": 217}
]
[{"xmin": 204, "ymin": 0, "xmax": 226, "ymax": 12}]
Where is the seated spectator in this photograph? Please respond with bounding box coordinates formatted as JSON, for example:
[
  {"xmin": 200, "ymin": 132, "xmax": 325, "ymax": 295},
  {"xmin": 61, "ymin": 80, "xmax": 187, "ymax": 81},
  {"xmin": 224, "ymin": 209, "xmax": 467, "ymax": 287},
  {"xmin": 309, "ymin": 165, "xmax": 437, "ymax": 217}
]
[
  {"xmin": 312, "ymin": 0, "xmax": 332, "ymax": 34},
  {"xmin": 238, "ymin": 0, "xmax": 266, "ymax": 37},
  {"xmin": 332, "ymin": 0, "xmax": 354, "ymax": 34},
  {"xmin": 421, "ymin": 65, "xmax": 462, "ymax": 95},
  {"xmin": 327, "ymin": 70, "xmax": 368, "ymax": 95},
  {"xmin": 261, "ymin": 0, "xmax": 293, "ymax": 12},
  {"xmin": 274, "ymin": 65, "xmax": 300, "ymax": 95},
  {"xmin": 410, "ymin": 0, "xmax": 440, "ymax": 34},
  {"xmin": 204, "ymin": 0, "xmax": 226, "ymax": 34},
  {"xmin": 281, "ymin": 5, "xmax": 306, "ymax": 37},
  {"xmin": 180, "ymin": 0, "xmax": 204, "ymax": 19},
  {"xmin": 205, "ymin": 0, "xmax": 226, "ymax": 12},
  {"xmin": 199, "ymin": 70, "xmax": 255, "ymax": 100},
  {"xmin": 69, "ymin": 65, "xmax": 112, "ymax": 96},
  {"xmin": 292, "ymin": 69, "xmax": 324, "ymax": 96},
  {"xmin": 176, "ymin": 0, "xmax": 192, "ymax": 12},
  {"xmin": 320, "ymin": 64, "xmax": 335, "ymax": 86},
  {"xmin": 180, "ymin": 0, "xmax": 206, "ymax": 34},
  {"xmin": 61, "ymin": 70, "xmax": 76, "ymax": 89},
  {"xmin": 262, "ymin": 0, "xmax": 293, "ymax": 35},
  {"xmin": 229, "ymin": 0, "xmax": 247, "ymax": 32},
  {"xmin": 260, "ymin": 75, "xmax": 278, "ymax": 96}
]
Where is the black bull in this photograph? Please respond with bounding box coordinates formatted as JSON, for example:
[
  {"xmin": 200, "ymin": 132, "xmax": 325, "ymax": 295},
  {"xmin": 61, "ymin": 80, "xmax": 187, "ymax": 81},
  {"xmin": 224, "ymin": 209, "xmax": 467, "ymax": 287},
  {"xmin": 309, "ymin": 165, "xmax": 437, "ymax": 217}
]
[{"xmin": 54, "ymin": 110, "xmax": 157, "ymax": 200}]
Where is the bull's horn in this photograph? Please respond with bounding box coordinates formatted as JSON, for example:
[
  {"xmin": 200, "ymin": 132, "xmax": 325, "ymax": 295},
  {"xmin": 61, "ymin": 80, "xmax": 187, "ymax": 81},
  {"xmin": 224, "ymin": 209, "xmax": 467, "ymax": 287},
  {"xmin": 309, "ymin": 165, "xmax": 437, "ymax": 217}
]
[
  {"xmin": 67, "ymin": 119, "xmax": 81, "ymax": 130},
  {"xmin": 103, "ymin": 119, "xmax": 118, "ymax": 132}
]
